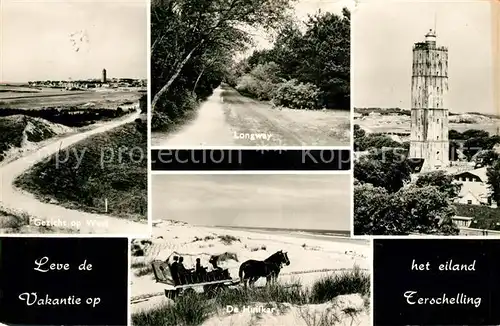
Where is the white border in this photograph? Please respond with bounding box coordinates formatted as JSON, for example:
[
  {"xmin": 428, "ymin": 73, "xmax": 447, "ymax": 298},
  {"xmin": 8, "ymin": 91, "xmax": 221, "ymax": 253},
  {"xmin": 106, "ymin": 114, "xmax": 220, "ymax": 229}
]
[
  {"xmin": 127, "ymin": 233, "xmax": 133, "ymax": 326},
  {"xmin": 128, "ymin": 1, "xmax": 152, "ymax": 325},
  {"xmin": 349, "ymin": 0, "xmax": 356, "ymax": 239},
  {"xmin": 146, "ymin": 0, "xmax": 153, "ymax": 240},
  {"xmin": 151, "ymin": 170, "xmax": 352, "ymax": 175},
  {"xmin": 151, "ymin": 145, "xmax": 353, "ymax": 151}
]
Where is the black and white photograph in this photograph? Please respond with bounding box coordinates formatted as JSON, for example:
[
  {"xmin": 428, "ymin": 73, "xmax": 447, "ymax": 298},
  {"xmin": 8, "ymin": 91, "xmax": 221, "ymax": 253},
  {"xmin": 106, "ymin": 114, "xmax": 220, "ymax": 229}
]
[
  {"xmin": 352, "ymin": 0, "xmax": 500, "ymax": 236},
  {"xmin": 129, "ymin": 174, "xmax": 371, "ymax": 326},
  {"xmin": 0, "ymin": 0, "xmax": 148, "ymax": 235},
  {"xmin": 150, "ymin": 0, "xmax": 351, "ymax": 147}
]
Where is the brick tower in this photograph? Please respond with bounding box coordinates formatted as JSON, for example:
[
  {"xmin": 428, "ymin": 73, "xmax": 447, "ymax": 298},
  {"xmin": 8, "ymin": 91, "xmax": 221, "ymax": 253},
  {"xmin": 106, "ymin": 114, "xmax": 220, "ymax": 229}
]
[{"xmin": 409, "ymin": 29, "xmax": 449, "ymax": 171}]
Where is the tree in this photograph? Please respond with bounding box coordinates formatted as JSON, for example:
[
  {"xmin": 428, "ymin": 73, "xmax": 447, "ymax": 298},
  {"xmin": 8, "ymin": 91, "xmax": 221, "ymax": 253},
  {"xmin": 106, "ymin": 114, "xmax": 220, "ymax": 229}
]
[
  {"xmin": 487, "ymin": 159, "xmax": 500, "ymax": 205},
  {"xmin": 228, "ymin": 8, "xmax": 351, "ymax": 110},
  {"xmin": 473, "ymin": 149, "xmax": 499, "ymax": 167},
  {"xmin": 353, "ymin": 184, "xmax": 391, "ymax": 235},
  {"xmin": 354, "ymin": 124, "xmax": 365, "ymax": 139},
  {"xmin": 462, "ymin": 129, "xmax": 490, "ymax": 139},
  {"xmin": 392, "ymin": 186, "xmax": 459, "ymax": 235},
  {"xmin": 354, "ymin": 184, "xmax": 459, "ymax": 235},
  {"xmin": 358, "ymin": 134, "xmax": 402, "ymax": 151},
  {"xmin": 415, "ymin": 171, "xmax": 462, "ymax": 199},
  {"xmin": 297, "ymin": 10, "xmax": 350, "ymax": 109},
  {"xmin": 449, "ymin": 129, "xmax": 462, "ymax": 140},
  {"xmin": 151, "ymin": 0, "xmax": 295, "ymax": 112},
  {"xmin": 354, "ymin": 149, "xmax": 412, "ymax": 193},
  {"xmin": 235, "ymin": 62, "xmax": 282, "ymax": 100}
]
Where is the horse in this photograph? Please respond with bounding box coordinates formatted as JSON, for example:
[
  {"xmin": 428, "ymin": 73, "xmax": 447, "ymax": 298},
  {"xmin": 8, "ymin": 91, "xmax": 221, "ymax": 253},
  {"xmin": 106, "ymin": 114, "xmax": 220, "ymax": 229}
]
[{"xmin": 238, "ymin": 250, "xmax": 290, "ymax": 288}]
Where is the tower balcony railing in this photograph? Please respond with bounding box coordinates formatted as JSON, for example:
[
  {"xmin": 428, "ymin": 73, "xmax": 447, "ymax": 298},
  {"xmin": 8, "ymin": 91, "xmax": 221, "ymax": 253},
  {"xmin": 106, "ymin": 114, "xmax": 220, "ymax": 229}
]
[{"xmin": 413, "ymin": 42, "xmax": 447, "ymax": 51}]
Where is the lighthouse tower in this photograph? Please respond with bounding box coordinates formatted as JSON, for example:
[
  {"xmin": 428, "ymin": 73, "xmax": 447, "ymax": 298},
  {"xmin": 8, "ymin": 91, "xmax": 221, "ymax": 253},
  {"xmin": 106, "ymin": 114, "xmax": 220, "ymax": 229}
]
[
  {"xmin": 409, "ymin": 29, "xmax": 449, "ymax": 171},
  {"xmin": 102, "ymin": 68, "xmax": 107, "ymax": 83}
]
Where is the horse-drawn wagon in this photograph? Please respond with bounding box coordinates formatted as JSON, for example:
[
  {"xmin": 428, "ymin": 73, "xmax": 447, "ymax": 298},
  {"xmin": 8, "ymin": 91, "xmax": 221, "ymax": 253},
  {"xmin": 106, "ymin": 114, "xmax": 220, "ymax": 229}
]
[
  {"xmin": 151, "ymin": 250, "xmax": 290, "ymax": 299},
  {"xmin": 151, "ymin": 251, "xmax": 240, "ymax": 299}
]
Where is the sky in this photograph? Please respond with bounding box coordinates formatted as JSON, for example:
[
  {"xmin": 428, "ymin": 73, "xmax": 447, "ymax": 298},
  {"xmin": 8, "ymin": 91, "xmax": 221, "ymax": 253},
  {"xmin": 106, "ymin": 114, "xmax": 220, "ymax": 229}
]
[
  {"xmin": 352, "ymin": 0, "xmax": 495, "ymax": 114},
  {"xmin": 1, "ymin": 0, "xmax": 147, "ymax": 82},
  {"xmin": 152, "ymin": 174, "xmax": 351, "ymax": 231}
]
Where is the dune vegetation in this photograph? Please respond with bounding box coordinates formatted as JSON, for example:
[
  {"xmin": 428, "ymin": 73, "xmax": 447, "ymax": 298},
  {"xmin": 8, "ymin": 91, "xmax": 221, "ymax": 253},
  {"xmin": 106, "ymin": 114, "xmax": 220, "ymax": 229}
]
[
  {"xmin": 131, "ymin": 267, "xmax": 370, "ymax": 326},
  {"xmin": 0, "ymin": 209, "xmax": 77, "ymax": 234},
  {"xmin": 14, "ymin": 120, "xmax": 147, "ymax": 220}
]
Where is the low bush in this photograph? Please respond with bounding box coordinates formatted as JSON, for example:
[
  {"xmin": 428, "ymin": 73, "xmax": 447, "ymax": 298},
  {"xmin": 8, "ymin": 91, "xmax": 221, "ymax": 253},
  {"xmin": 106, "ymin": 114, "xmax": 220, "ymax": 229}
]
[
  {"xmin": 273, "ymin": 79, "xmax": 321, "ymax": 110},
  {"xmin": 310, "ymin": 266, "xmax": 370, "ymax": 303},
  {"xmin": 235, "ymin": 62, "xmax": 281, "ymax": 101},
  {"xmin": 132, "ymin": 293, "xmax": 212, "ymax": 326}
]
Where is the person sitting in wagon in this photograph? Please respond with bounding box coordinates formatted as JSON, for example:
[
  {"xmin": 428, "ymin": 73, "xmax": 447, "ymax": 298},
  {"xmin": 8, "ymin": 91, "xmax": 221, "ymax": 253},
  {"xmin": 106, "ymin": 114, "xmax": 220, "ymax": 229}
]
[
  {"xmin": 169, "ymin": 256, "xmax": 181, "ymax": 286},
  {"xmin": 178, "ymin": 256, "xmax": 194, "ymax": 284},
  {"xmin": 195, "ymin": 258, "xmax": 207, "ymax": 282},
  {"xmin": 208, "ymin": 255, "xmax": 230, "ymax": 280}
]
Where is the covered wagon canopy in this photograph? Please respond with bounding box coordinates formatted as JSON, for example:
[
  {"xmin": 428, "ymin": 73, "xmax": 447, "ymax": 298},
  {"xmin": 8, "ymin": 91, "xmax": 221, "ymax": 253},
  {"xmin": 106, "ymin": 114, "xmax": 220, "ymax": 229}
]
[
  {"xmin": 152, "ymin": 250, "xmax": 240, "ymax": 287},
  {"xmin": 156, "ymin": 250, "xmax": 239, "ymax": 271}
]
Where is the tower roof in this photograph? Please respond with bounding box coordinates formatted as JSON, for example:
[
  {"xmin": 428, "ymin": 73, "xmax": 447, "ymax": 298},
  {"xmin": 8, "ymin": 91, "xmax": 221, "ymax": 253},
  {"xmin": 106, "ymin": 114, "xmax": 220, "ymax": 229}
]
[{"xmin": 425, "ymin": 29, "xmax": 436, "ymax": 38}]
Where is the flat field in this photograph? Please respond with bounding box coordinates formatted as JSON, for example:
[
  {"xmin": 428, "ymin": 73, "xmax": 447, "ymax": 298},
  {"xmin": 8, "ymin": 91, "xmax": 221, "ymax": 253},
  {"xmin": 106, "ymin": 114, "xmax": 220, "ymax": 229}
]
[{"xmin": 0, "ymin": 85, "xmax": 144, "ymax": 109}]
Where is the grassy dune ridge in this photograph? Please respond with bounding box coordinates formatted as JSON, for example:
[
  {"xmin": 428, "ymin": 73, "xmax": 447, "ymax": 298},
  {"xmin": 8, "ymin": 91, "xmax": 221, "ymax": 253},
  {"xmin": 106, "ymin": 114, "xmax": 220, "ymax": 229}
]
[
  {"xmin": 131, "ymin": 267, "xmax": 370, "ymax": 326},
  {"xmin": 14, "ymin": 120, "xmax": 147, "ymax": 220},
  {"xmin": 0, "ymin": 115, "xmax": 73, "ymax": 161}
]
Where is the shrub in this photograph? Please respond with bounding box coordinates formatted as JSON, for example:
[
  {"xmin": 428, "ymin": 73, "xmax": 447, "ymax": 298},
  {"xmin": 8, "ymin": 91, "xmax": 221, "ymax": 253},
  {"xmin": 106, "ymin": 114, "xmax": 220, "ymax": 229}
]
[
  {"xmin": 235, "ymin": 75, "xmax": 276, "ymax": 100},
  {"xmin": 235, "ymin": 62, "xmax": 281, "ymax": 100},
  {"xmin": 310, "ymin": 266, "xmax": 370, "ymax": 303},
  {"xmin": 273, "ymin": 79, "xmax": 321, "ymax": 110},
  {"xmin": 218, "ymin": 235, "xmax": 240, "ymax": 245},
  {"xmin": 152, "ymin": 92, "xmax": 198, "ymax": 132},
  {"xmin": 132, "ymin": 293, "xmax": 211, "ymax": 326},
  {"xmin": 130, "ymin": 261, "xmax": 147, "ymax": 269},
  {"xmin": 135, "ymin": 265, "xmax": 153, "ymax": 277},
  {"xmin": 455, "ymin": 204, "xmax": 500, "ymax": 230}
]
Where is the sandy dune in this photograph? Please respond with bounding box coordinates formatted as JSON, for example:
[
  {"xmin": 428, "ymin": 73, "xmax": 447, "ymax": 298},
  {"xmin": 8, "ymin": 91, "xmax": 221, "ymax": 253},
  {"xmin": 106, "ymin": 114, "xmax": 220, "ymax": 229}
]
[
  {"xmin": 0, "ymin": 110, "xmax": 149, "ymax": 235},
  {"xmin": 130, "ymin": 221, "xmax": 370, "ymax": 325}
]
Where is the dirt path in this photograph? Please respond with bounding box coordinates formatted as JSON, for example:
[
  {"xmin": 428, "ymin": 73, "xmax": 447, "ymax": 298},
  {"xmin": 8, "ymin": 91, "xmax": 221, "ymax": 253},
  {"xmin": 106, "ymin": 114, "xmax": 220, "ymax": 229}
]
[
  {"xmin": 0, "ymin": 111, "xmax": 149, "ymax": 235},
  {"xmin": 152, "ymin": 87, "xmax": 236, "ymax": 146},
  {"xmin": 152, "ymin": 85, "xmax": 350, "ymax": 147}
]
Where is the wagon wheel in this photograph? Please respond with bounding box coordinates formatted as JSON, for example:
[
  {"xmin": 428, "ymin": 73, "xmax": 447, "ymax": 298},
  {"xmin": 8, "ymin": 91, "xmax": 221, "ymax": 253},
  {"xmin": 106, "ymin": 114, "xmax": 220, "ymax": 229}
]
[
  {"xmin": 179, "ymin": 287, "xmax": 196, "ymax": 298},
  {"xmin": 164, "ymin": 289, "xmax": 179, "ymax": 300},
  {"xmin": 203, "ymin": 283, "xmax": 225, "ymax": 298}
]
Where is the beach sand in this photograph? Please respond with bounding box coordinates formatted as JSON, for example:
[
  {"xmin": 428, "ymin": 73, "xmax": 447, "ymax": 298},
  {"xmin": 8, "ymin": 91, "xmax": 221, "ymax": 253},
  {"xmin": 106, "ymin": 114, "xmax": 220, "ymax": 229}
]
[{"xmin": 130, "ymin": 220, "xmax": 371, "ymax": 326}]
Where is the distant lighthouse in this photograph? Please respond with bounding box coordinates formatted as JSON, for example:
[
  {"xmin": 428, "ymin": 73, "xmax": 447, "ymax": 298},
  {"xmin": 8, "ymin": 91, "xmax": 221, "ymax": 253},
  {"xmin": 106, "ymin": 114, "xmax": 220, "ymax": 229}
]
[
  {"xmin": 408, "ymin": 29, "xmax": 449, "ymax": 171},
  {"xmin": 102, "ymin": 68, "xmax": 107, "ymax": 83}
]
